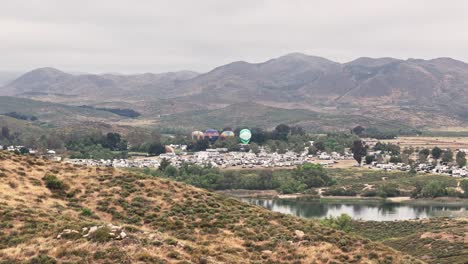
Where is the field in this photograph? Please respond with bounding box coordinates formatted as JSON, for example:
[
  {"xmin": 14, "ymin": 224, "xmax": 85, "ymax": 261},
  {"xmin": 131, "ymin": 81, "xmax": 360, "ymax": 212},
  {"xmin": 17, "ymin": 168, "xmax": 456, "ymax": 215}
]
[
  {"xmin": 0, "ymin": 151, "xmax": 422, "ymax": 263},
  {"xmin": 381, "ymin": 136, "xmax": 468, "ymax": 150}
]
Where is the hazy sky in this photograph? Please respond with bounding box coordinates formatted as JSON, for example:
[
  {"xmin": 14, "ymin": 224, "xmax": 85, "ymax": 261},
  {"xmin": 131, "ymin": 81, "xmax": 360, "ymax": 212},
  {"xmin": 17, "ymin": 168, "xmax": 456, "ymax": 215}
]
[{"xmin": 1, "ymin": 0, "xmax": 467, "ymax": 74}]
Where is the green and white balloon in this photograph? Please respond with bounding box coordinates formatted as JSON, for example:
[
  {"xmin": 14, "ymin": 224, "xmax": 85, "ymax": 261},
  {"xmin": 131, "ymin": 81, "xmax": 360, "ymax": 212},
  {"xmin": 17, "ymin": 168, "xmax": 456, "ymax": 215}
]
[{"xmin": 239, "ymin": 129, "xmax": 252, "ymax": 144}]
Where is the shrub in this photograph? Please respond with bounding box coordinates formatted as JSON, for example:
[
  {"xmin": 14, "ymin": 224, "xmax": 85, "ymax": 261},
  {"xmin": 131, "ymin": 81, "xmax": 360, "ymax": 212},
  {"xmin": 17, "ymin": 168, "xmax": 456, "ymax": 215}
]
[
  {"xmin": 320, "ymin": 214, "xmax": 353, "ymax": 232},
  {"xmin": 80, "ymin": 208, "xmax": 94, "ymax": 217},
  {"xmin": 89, "ymin": 227, "xmax": 113, "ymax": 243},
  {"xmin": 29, "ymin": 255, "xmax": 57, "ymax": 264},
  {"xmin": 42, "ymin": 174, "xmax": 67, "ymax": 191},
  {"xmin": 378, "ymin": 183, "xmax": 400, "ymax": 198},
  {"xmin": 322, "ymin": 187, "xmax": 357, "ymax": 196}
]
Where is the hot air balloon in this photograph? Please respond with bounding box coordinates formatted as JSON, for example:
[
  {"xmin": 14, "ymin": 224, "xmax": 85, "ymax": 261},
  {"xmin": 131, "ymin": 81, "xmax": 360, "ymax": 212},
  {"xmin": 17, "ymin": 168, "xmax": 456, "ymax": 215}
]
[
  {"xmin": 239, "ymin": 129, "xmax": 252, "ymax": 144},
  {"xmin": 204, "ymin": 129, "xmax": 219, "ymax": 142},
  {"xmin": 165, "ymin": 145, "xmax": 175, "ymax": 153},
  {"xmin": 191, "ymin": 131, "xmax": 204, "ymax": 141},
  {"xmin": 220, "ymin": 130, "xmax": 235, "ymax": 140}
]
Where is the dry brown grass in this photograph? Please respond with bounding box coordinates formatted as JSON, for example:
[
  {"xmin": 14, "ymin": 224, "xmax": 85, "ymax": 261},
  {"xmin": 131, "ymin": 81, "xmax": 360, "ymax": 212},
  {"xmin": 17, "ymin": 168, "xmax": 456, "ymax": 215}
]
[
  {"xmin": 381, "ymin": 136, "xmax": 468, "ymax": 150},
  {"xmin": 0, "ymin": 151, "xmax": 424, "ymax": 263}
]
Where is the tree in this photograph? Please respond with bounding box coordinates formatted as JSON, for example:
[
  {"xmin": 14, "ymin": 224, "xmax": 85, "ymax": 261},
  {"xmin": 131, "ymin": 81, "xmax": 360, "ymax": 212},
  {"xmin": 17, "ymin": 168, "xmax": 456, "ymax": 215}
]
[
  {"xmin": 274, "ymin": 124, "xmax": 290, "ymax": 141},
  {"xmin": 250, "ymin": 127, "xmax": 266, "ymax": 144},
  {"xmin": 19, "ymin": 147, "xmax": 29, "ymax": 155},
  {"xmin": 102, "ymin": 132, "xmax": 127, "ymax": 151},
  {"xmin": 189, "ymin": 139, "xmax": 209, "ymax": 152},
  {"xmin": 431, "ymin": 147, "xmax": 442, "ymax": 160},
  {"xmin": 148, "ymin": 143, "xmax": 165, "ymax": 156},
  {"xmin": 352, "ymin": 125, "xmax": 365, "ymax": 136},
  {"xmin": 250, "ymin": 143, "xmax": 260, "ymax": 154},
  {"xmin": 441, "ymin": 149, "xmax": 454, "ymax": 163},
  {"xmin": 460, "ymin": 179, "xmax": 468, "ymax": 197},
  {"xmin": 292, "ymin": 163, "xmax": 333, "ymax": 188},
  {"xmin": 351, "ymin": 140, "xmax": 367, "ymax": 165},
  {"xmin": 159, "ymin": 158, "xmax": 171, "ymax": 171},
  {"xmin": 419, "ymin": 148, "xmax": 430, "ymax": 162},
  {"xmin": 1, "ymin": 126, "xmax": 10, "ymax": 140},
  {"xmin": 290, "ymin": 126, "xmax": 305, "ymax": 136},
  {"xmin": 456, "ymin": 151, "xmax": 467, "ymax": 167},
  {"xmin": 365, "ymin": 155, "xmax": 375, "ymax": 164},
  {"xmin": 308, "ymin": 146, "xmax": 318, "ymax": 155},
  {"xmin": 420, "ymin": 180, "xmax": 447, "ymax": 198},
  {"xmin": 389, "ymin": 155, "xmax": 402, "ymax": 164},
  {"xmin": 313, "ymin": 141, "xmax": 325, "ymax": 151}
]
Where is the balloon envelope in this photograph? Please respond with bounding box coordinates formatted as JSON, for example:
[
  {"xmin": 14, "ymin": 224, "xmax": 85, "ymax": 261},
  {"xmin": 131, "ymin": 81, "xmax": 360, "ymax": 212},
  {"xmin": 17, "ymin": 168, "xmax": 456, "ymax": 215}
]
[
  {"xmin": 191, "ymin": 131, "xmax": 204, "ymax": 141},
  {"xmin": 165, "ymin": 145, "xmax": 175, "ymax": 153},
  {"xmin": 204, "ymin": 129, "xmax": 219, "ymax": 142},
  {"xmin": 239, "ymin": 129, "xmax": 252, "ymax": 144},
  {"xmin": 220, "ymin": 130, "xmax": 235, "ymax": 139}
]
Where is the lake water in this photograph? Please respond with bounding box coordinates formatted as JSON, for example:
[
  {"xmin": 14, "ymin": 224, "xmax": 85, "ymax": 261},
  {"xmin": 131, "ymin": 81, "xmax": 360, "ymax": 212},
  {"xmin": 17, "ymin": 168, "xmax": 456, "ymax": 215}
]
[{"xmin": 241, "ymin": 198, "xmax": 468, "ymax": 221}]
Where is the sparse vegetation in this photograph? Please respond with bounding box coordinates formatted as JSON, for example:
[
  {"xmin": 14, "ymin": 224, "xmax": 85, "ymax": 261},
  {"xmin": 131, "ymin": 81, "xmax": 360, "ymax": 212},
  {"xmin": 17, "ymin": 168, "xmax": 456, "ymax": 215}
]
[{"xmin": 0, "ymin": 151, "xmax": 423, "ymax": 263}]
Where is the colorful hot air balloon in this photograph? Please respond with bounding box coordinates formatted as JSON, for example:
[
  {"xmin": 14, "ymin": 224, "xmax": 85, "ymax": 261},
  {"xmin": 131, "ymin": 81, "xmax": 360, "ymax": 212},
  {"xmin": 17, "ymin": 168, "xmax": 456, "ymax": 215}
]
[
  {"xmin": 239, "ymin": 129, "xmax": 252, "ymax": 144},
  {"xmin": 204, "ymin": 129, "xmax": 219, "ymax": 142},
  {"xmin": 191, "ymin": 131, "xmax": 204, "ymax": 141},
  {"xmin": 165, "ymin": 145, "xmax": 175, "ymax": 153},
  {"xmin": 220, "ymin": 130, "xmax": 235, "ymax": 140}
]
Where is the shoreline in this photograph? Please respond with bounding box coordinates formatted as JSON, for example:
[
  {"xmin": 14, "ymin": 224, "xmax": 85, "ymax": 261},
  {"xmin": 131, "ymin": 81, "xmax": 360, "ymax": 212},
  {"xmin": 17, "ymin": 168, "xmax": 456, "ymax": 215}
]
[{"xmin": 217, "ymin": 189, "xmax": 468, "ymax": 205}]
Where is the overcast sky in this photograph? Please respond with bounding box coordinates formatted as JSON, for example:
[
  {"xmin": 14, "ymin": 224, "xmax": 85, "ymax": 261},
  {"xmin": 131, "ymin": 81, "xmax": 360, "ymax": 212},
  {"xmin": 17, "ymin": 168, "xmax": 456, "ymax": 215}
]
[{"xmin": 1, "ymin": 0, "xmax": 467, "ymax": 74}]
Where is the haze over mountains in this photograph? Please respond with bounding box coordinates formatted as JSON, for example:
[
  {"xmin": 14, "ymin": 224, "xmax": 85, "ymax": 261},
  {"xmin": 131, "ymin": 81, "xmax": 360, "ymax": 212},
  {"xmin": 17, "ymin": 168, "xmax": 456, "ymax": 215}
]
[{"xmin": 2, "ymin": 53, "xmax": 468, "ymax": 130}]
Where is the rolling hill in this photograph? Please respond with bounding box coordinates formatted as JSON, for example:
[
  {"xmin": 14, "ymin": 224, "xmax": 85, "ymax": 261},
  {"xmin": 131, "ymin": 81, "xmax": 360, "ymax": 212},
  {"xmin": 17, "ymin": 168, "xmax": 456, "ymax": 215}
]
[
  {"xmin": 2, "ymin": 53, "xmax": 468, "ymax": 130},
  {"xmin": 0, "ymin": 152, "xmax": 423, "ymax": 263},
  {"xmin": 0, "ymin": 96, "xmax": 124, "ymax": 126}
]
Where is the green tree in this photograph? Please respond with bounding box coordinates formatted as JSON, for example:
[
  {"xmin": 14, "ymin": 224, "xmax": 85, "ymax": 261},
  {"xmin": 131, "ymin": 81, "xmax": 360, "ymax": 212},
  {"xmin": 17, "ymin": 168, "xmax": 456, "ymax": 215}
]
[
  {"xmin": 274, "ymin": 124, "xmax": 290, "ymax": 141},
  {"xmin": 19, "ymin": 147, "xmax": 29, "ymax": 155},
  {"xmin": 250, "ymin": 143, "xmax": 260, "ymax": 154},
  {"xmin": 148, "ymin": 143, "xmax": 165, "ymax": 156},
  {"xmin": 456, "ymin": 151, "xmax": 466, "ymax": 167},
  {"xmin": 352, "ymin": 125, "xmax": 365, "ymax": 136},
  {"xmin": 460, "ymin": 179, "xmax": 468, "ymax": 197},
  {"xmin": 365, "ymin": 155, "xmax": 375, "ymax": 164},
  {"xmin": 292, "ymin": 163, "xmax": 333, "ymax": 188},
  {"xmin": 441, "ymin": 149, "xmax": 454, "ymax": 163},
  {"xmin": 189, "ymin": 139, "xmax": 209, "ymax": 152},
  {"xmin": 1, "ymin": 126, "xmax": 10, "ymax": 140},
  {"xmin": 420, "ymin": 180, "xmax": 447, "ymax": 198},
  {"xmin": 164, "ymin": 165, "xmax": 178, "ymax": 177},
  {"xmin": 313, "ymin": 141, "xmax": 325, "ymax": 151},
  {"xmin": 431, "ymin": 147, "xmax": 442, "ymax": 160},
  {"xmin": 308, "ymin": 146, "xmax": 318, "ymax": 155},
  {"xmin": 419, "ymin": 148, "xmax": 430, "ymax": 162},
  {"xmin": 159, "ymin": 158, "xmax": 171, "ymax": 171},
  {"xmin": 389, "ymin": 155, "xmax": 402, "ymax": 163},
  {"xmin": 351, "ymin": 140, "xmax": 367, "ymax": 165}
]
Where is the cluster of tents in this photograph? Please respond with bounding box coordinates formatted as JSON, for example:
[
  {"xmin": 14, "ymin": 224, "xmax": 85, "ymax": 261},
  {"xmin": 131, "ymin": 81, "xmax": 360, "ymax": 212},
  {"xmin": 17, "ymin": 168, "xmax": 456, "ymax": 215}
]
[{"xmin": 191, "ymin": 129, "xmax": 252, "ymax": 144}]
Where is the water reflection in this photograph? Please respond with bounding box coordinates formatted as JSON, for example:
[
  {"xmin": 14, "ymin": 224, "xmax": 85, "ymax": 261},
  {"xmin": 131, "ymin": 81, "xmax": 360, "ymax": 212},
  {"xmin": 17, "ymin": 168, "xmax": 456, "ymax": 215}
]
[{"xmin": 241, "ymin": 198, "xmax": 468, "ymax": 221}]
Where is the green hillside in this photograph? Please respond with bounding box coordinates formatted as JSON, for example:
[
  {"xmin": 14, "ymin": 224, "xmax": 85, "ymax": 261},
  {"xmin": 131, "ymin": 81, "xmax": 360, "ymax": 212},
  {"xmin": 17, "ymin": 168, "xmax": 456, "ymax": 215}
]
[{"xmin": 0, "ymin": 96, "xmax": 122, "ymax": 126}]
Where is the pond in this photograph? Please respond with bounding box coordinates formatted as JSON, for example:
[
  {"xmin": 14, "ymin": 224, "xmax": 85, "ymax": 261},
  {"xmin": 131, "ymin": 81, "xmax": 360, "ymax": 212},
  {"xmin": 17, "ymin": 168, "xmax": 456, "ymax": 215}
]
[{"xmin": 240, "ymin": 198, "xmax": 468, "ymax": 221}]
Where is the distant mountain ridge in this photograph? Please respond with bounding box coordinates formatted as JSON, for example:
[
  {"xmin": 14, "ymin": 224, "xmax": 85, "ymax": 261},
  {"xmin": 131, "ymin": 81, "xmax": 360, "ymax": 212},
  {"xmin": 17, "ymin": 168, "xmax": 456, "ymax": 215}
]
[
  {"xmin": 1, "ymin": 67, "xmax": 199, "ymax": 100},
  {"xmin": 2, "ymin": 53, "xmax": 468, "ymax": 129}
]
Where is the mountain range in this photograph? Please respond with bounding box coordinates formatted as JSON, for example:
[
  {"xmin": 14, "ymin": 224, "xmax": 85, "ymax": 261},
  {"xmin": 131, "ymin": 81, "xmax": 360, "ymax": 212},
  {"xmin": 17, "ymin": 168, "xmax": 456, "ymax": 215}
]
[{"xmin": 2, "ymin": 53, "xmax": 468, "ymax": 131}]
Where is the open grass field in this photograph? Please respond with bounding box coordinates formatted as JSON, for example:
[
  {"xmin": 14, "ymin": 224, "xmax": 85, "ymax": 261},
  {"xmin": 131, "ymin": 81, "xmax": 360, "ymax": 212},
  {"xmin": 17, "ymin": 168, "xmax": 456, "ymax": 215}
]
[
  {"xmin": 381, "ymin": 136, "xmax": 468, "ymax": 150},
  {"xmin": 0, "ymin": 151, "xmax": 423, "ymax": 263}
]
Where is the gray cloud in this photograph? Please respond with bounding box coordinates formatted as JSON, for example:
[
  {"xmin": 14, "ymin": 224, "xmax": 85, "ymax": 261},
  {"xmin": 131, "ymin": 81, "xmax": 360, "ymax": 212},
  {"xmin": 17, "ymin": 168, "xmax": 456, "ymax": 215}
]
[{"xmin": 1, "ymin": 0, "xmax": 467, "ymax": 74}]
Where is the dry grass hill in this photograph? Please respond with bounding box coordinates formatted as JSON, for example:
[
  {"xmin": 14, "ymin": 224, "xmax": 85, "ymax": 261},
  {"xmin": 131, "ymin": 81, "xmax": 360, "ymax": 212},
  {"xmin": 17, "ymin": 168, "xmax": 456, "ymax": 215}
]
[{"xmin": 0, "ymin": 152, "xmax": 423, "ymax": 263}]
